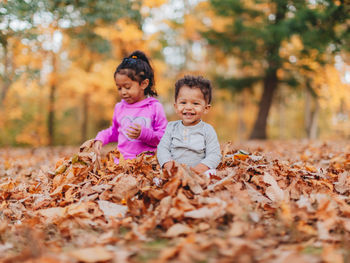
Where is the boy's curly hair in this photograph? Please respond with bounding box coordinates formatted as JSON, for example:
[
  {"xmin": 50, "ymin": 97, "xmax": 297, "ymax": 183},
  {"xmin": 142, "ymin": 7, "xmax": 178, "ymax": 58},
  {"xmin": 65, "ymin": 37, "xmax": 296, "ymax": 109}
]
[{"xmin": 175, "ymin": 75, "xmax": 212, "ymax": 104}]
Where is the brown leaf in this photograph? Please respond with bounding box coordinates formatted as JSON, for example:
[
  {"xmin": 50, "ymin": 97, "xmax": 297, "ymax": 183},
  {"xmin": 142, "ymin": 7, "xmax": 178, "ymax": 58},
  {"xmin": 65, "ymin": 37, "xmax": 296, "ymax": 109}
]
[
  {"xmin": 263, "ymin": 173, "xmax": 285, "ymax": 202},
  {"xmin": 165, "ymin": 223, "xmax": 193, "ymax": 237},
  {"xmin": 112, "ymin": 174, "xmax": 139, "ymax": 200},
  {"xmin": 97, "ymin": 200, "xmax": 127, "ymax": 219},
  {"xmin": 244, "ymin": 182, "xmax": 271, "ymax": 203},
  {"xmin": 68, "ymin": 246, "xmax": 113, "ymax": 263}
]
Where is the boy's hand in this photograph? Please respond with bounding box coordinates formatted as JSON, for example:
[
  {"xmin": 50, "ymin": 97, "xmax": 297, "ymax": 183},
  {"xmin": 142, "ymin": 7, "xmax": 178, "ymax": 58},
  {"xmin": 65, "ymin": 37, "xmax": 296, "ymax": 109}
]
[
  {"xmin": 126, "ymin": 124, "xmax": 141, "ymax": 139},
  {"xmin": 163, "ymin": 160, "xmax": 175, "ymax": 174},
  {"xmin": 191, "ymin": 163, "xmax": 209, "ymax": 174}
]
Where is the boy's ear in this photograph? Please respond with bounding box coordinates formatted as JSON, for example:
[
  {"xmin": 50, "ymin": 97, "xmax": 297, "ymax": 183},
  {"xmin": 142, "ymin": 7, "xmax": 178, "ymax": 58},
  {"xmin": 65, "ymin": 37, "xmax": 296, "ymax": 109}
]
[
  {"xmin": 174, "ymin": 102, "xmax": 179, "ymax": 113},
  {"xmin": 141, "ymin": 79, "xmax": 149, "ymax": 90},
  {"xmin": 204, "ymin": 104, "xmax": 211, "ymax": 114}
]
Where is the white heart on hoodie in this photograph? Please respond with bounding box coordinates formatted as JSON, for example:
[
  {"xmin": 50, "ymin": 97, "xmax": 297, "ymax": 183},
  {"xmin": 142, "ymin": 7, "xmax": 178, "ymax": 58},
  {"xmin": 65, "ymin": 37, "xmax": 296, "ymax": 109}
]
[{"xmin": 120, "ymin": 116, "xmax": 150, "ymax": 140}]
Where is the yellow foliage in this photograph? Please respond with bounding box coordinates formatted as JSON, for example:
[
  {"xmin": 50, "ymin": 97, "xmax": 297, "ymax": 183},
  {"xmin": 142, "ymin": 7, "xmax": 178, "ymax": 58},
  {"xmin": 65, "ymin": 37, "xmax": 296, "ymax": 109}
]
[
  {"xmin": 2, "ymin": 0, "xmax": 350, "ymax": 146},
  {"xmin": 192, "ymin": 1, "xmax": 232, "ymax": 33},
  {"xmin": 210, "ymin": 16, "xmax": 232, "ymax": 33},
  {"xmin": 318, "ymin": 64, "xmax": 350, "ymax": 109},
  {"xmin": 16, "ymin": 121, "xmax": 48, "ymax": 146},
  {"xmin": 276, "ymin": 68, "xmax": 284, "ymax": 79},
  {"xmin": 96, "ymin": 20, "xmax": 143, "ymax": 43},
  {"xmin": 183, "ymin": 15, "xmax": 204, "ymax": 40},
  {"xmin": 7, "ymin": 107, "xmax": 23, "ymax": 121},
  {"xmin": 147, "ymin": 33, "xmax": 163, "ymax": 51},
  {"xmin": 280, "ymin": 35, "xmax": 304, "ymax": 59},
  {"xmin": 153, "ymin": 59, "xmax": 172, "ymax": 96},
  {"xmin": 290, "ymin": 35, "xmax": 304, "ymax": 51},
  {"xmin": 143, "ymin": 0, "xmax": 166, "ymax": 8},
  {"xmin": 60, "ymin": 67, "xmax": 89, "ymax": 93}
]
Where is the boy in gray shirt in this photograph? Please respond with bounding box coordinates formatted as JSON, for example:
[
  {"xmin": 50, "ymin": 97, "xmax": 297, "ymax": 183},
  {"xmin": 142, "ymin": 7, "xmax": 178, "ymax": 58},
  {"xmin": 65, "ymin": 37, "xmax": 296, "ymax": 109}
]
[{"xmin": 157, "ymin": 75, "xmax": 221, "ymax": 175}]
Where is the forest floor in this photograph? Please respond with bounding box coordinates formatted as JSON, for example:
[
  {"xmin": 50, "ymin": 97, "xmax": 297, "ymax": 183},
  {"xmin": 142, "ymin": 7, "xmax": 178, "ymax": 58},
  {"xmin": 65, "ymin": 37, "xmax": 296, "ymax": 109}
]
[{"xmin": 1, "ymin": 140, "xmax": 350, "ymax": 263}]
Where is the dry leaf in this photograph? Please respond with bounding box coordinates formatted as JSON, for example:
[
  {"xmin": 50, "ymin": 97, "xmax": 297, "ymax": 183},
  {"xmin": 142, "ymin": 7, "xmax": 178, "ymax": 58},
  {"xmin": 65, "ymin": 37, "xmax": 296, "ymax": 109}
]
[
  {"xmin": 68, "ymin": 246, "xmax": 113, "ymax": 263},
  {"xmin": 263, "ymin": 173, "xmax": 284, "ymax": 202},
  {"xmin": 165, "ymin": 223, "xmax": 193, "ymax": 237},
  {"xmin": 97, "ymin": 200, "xmax": 127, "ymax": 219},
  {"xmin": 2, "ymin": 141, "xmax": 350, "ymax": 262}
]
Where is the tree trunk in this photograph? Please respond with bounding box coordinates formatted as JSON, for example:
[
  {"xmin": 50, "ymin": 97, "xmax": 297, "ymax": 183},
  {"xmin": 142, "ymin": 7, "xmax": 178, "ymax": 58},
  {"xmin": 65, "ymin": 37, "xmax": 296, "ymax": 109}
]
[
  {"xmin": 80, "ymin": 50, "xmax": 93, "ymax": 143},
  {"xmin": 81, "ymin": 92, "xmax": 89, "ymax": 142},
  {"xmin": 309, "ymin": 100, "xmax": 319, "ymax": 140},
  {"xmin": 248, "ymin": 1, "xmax": 287, "ymax": 140},
  {"xmin": 1, "ymin": 42, "xmax": 11, "ymax": 106},
  {"xmin": 304, "ymin": 85, "xmax": 319, "ymax": 139},
  {"xmin": 47, "ymin": 54, "xmax": 56, "ymax": 146},
  {"xmin": 236, "ymin": 93, "xmax": 246, "ymax": 140},
  {"xmin": 249, "ymin": 68, "xmax": 278, "ymax": 139},
  {"xmin": 278, "ymin": 89, "xmax": 286, "ymax": 139},
  {"xmin": 304, "ymin": 87, "xmax": 311, "ymax": 134}
]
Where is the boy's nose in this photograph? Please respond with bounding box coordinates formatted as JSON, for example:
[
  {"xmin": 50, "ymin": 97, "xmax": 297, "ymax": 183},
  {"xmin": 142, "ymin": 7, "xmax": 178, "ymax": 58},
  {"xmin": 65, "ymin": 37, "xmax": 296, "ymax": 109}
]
[{"xmin": 184, "ymin": 104, "xmax": 192, "ymax": 109}]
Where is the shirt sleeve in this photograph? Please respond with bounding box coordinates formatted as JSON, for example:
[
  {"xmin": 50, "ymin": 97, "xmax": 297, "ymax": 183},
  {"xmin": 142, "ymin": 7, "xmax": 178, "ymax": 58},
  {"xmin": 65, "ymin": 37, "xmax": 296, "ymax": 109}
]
[
  {"xmin": 138, "ymin": 102, "xmax": 168, "ymax": 147},
  {"xmin": 95, "ymin": 104, "xmax": 119, "ymax": 145},
  {"xmin": 200, "ymin": 124, "xmax": 222, "ymax": 169},
  {"xmin": 156, "ymin": 123, "xmax": 173, "ymax": 168}
]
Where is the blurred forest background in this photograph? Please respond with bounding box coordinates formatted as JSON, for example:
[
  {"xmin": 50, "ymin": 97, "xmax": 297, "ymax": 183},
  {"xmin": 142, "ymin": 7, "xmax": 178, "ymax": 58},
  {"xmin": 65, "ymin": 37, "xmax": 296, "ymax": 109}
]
[{"xmin": 0, "ymin": 0, "xmax": 350, "ymax": 147}]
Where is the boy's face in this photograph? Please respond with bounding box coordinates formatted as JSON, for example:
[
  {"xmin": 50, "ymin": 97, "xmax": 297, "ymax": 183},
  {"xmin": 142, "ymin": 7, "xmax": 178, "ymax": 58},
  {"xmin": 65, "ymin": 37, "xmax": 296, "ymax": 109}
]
[{"xmin": 174, "ymin": 85, "xmax": 211, "ymax": 126}]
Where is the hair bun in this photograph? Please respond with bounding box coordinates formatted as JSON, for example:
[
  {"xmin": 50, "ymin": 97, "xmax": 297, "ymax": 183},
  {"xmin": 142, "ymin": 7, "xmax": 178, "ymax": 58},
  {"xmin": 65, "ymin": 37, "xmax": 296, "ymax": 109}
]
[{"xmin": 129, "ymin": 50, "xmax": 150, "ymax": 65}]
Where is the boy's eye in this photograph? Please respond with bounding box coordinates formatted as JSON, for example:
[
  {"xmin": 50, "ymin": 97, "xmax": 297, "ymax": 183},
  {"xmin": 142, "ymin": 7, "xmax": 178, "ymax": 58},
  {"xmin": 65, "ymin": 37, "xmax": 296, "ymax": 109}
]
[
  {"xmin": 180, "ymin": 102, "xmax": 186, "ymax": 104},
  {"xmin": 194, "ymin": 102, "xmax": 200, "ymax": 105}
]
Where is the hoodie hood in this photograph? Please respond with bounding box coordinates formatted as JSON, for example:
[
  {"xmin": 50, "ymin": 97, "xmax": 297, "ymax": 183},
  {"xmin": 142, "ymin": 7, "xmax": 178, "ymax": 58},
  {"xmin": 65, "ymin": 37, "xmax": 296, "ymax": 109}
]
[{"xmin": 120, "ymin": 97, "xmax": 159, "ymax": 108}]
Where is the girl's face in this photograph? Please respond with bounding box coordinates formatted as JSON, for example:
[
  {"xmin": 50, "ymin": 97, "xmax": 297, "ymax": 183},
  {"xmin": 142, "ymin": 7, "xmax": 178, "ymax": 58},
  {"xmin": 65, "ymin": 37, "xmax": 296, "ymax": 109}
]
[
  {"xmin": 174, "ymin": 85, "xmax": 211, "ymax": 126},
  {"xmin": 115, "ymin": 73, "xmax": 148, "ymax": 104}
]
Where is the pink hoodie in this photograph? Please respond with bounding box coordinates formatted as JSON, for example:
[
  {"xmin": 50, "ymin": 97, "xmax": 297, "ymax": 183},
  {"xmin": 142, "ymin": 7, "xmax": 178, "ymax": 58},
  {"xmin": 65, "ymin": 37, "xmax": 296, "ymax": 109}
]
[{"xmin": 95, "ymin": 97, "xmax": 167, "ymax": 160}]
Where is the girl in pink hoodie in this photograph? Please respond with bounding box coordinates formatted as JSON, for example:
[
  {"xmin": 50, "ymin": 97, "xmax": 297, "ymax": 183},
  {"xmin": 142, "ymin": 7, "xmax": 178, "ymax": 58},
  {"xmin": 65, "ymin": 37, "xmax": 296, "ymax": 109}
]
[{"xmin": 94, "ymin": 51, "xmax": 167, "ymax": 160}]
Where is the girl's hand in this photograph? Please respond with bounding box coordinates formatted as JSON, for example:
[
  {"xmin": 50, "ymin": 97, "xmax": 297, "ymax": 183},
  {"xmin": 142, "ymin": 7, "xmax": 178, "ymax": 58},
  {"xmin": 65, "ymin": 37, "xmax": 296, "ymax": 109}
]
[
  {"xmin": 92, "ymin": 140, "xmax": 103, "ymax": 170},
  {"xmin": 93, "ymin": 140, "xmax": 103, "ymax": 156},
  {"xmin": 126, "ymin": 124, "xmax": 142, "ymax": 139},
  {"xmin": 191, "ymin": 163, "xmax": 209, "ymax": 174}
]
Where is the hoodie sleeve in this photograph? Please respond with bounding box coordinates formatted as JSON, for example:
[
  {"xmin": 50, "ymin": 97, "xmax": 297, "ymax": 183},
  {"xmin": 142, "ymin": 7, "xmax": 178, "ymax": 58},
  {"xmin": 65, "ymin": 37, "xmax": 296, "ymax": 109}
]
[
  {"xmin": 200, "ymin": 124, "xmax": 222, "ymax": 169},
  {"xmin": 138, "ymin": 101, "xmax": 168, "ymax": 147},
  {"xmin": 95, "ymin": 104, "xmax": 119, "ymax": 145}
]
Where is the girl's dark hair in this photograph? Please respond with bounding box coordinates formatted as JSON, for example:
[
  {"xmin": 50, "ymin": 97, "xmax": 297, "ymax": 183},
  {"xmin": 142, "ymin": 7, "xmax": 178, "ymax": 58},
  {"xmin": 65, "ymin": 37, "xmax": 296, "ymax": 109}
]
[
  {"xmin": 175, "ymin": 75, "xmax": 212, "ymax": 104},
  {"xmin": 114, "ymin": 50, "xmax": 157, "ymax": 97}
]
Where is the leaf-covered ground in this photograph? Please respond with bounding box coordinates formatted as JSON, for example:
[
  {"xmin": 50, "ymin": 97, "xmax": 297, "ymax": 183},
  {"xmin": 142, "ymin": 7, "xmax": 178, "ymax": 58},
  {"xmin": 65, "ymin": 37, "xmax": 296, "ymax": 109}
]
[{"xmin": 1, "ymin": 141, "xmax": 350, "ymax": 263}]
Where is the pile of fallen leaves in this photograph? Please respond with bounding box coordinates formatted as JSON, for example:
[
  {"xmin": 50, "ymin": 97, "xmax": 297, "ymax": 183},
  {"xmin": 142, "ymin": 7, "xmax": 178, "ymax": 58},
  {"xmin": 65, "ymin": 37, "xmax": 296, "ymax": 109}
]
[{"xmin": 1, "ymin": 140, "xmax": 350, "ymax": 263}]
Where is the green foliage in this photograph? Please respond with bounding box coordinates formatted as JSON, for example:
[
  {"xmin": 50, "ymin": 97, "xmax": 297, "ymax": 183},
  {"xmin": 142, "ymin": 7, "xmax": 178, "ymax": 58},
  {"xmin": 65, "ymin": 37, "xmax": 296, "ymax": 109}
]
[
  {"xmin": 43, "ymin": 0, "xmax": 142, "ymax": 55},
  {"xmin": 72, "ymin": 29, "xmax": 112, "ymax": 54},
  {"xmin": 203, "ymin": 0, "xmax": 350, "ymax": 138},
  {"xmin": 215, "ymin": 76, "xmax": 262, "ymax": 93},
  {"xmin": 0, "ymin": 0, "xmax": 38, "ymax": 34},
  {"xmin": 205, "ymin": 0, "xmax": 350, "ymax": 81},
  {"xmin": 0, "ymin": 1, "xmax": 40, "ymax": 98}
]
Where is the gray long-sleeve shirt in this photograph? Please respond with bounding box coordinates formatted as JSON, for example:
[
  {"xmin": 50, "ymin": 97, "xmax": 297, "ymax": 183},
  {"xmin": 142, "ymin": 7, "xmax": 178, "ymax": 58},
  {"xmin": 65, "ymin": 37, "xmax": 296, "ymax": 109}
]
[{"xmin": 157, "ymin": 120, "xmax": 222, "ymax": 169}]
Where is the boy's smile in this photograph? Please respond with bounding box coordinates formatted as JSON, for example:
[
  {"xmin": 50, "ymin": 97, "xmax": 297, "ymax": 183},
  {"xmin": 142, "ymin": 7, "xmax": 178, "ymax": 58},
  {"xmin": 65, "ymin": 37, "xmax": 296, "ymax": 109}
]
[{"xmin": 174, "ymin": 85, "xmax": 211, "ymax": 126}]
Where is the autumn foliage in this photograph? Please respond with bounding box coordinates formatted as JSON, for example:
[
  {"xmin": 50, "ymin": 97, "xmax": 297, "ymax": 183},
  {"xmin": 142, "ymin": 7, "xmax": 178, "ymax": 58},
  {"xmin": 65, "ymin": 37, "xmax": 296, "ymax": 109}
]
[
  {"xmin": 1, "ymin": 1, "xmax": 350, "ymax": 146},
  {"xmin": 1, "ymin": 141, "xmax": 350, "ymax": 262}
]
